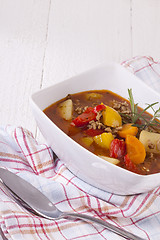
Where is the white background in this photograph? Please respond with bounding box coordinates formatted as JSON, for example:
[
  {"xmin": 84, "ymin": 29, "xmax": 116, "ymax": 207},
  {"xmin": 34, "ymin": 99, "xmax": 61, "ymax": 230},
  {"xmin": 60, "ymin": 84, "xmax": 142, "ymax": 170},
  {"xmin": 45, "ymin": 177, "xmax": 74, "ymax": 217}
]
[{"xmin": 0, "ymin": 0, "xmax": 160, "ymax": 141}]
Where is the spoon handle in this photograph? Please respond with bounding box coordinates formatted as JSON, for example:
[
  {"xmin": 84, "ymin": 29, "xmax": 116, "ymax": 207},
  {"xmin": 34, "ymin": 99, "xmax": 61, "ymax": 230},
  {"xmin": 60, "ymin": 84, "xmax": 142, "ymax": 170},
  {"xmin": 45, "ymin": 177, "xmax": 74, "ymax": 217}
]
[{"xmin": 64, "ymin": 212, "xmax": 145, "ymax": 240}]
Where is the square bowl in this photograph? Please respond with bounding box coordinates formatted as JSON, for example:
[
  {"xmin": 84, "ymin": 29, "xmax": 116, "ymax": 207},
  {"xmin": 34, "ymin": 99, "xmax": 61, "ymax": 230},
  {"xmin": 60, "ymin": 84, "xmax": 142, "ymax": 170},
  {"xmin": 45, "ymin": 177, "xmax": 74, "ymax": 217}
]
[{"xmin": 30, "ymin": 62, "xmax": 160, "ymax": 195}]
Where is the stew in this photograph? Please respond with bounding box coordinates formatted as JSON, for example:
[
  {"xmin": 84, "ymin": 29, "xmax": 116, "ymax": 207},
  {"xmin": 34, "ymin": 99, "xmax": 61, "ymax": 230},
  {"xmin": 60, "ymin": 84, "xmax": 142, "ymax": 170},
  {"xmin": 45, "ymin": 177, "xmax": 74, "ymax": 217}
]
[{"xmin": 44, "ymin": 89, "xmax": 160, "ymax": 175}]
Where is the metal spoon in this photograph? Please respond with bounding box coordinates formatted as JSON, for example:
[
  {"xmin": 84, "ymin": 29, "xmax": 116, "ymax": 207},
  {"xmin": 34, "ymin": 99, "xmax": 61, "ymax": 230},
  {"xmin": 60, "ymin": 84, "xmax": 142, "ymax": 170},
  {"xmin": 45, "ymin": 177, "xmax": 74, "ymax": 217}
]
[{"xmin": 0, "ymin": 168, "xmax": 145, "ymax": 240}]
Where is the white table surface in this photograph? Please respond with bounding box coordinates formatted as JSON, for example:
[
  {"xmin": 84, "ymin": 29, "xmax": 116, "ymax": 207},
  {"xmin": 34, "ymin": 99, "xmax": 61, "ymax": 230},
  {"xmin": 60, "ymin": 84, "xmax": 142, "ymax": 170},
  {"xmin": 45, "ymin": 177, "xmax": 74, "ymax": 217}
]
[{"xmin": 0, "ymin": 0, "xmax": 160, "ymax": 142}]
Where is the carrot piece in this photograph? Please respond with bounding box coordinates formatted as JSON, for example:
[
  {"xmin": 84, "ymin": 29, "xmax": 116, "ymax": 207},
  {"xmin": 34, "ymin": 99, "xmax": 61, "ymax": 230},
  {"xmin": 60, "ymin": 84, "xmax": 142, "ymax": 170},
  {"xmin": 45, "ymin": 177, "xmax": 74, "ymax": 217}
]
[
  {"xmin": 125, "ymin": 135, "xmax": 146, "ymax": 164},
  {"xmin": 118, "ymin": 123, "xmax": 138, "ymax": 138}
]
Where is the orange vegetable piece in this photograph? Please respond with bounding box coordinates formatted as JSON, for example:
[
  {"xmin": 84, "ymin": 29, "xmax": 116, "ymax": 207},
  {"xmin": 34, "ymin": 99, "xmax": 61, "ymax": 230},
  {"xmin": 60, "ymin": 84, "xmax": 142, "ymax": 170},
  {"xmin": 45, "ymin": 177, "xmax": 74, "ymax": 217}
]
[
  {"xmin": 118, "ymin": 123, "xmax": 138, "ymax": 138},
  {"xmin": 125, "ymin": 135, "xmax": 146, "ymax": 164}
]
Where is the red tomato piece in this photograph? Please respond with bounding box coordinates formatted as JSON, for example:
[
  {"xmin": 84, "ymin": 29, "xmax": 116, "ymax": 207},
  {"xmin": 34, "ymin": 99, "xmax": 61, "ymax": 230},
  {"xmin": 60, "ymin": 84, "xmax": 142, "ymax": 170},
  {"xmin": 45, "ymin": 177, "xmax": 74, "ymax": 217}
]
[
  {"xmin": 109, "ymin": 139, "xmax": 126, "ymax": 160},
  {"xmin": 71, "ymin": 107, "xmax": 96, "ymax": 127},
  {"xmin": 124, "ymin": 154, "xmax": 138, "ymax": 173},
  {"xmin": 93, "ymin": 104, "xmax": 106, "ymax": 113},
  {"xmin": 71, "ymin": 104, "xmax": 105, "ymax": 127}
]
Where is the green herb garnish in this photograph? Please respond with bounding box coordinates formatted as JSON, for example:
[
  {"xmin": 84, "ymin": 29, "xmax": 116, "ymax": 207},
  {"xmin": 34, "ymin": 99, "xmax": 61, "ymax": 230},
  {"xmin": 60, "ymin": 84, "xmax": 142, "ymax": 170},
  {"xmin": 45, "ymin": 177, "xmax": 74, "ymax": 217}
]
[
  {"xmin": 122, "ymin": 89, "xmax": 160, "ymax": 130},
  {"xmin": 128, "ymin": 89, "xmax": 138, "ymax": 123}
]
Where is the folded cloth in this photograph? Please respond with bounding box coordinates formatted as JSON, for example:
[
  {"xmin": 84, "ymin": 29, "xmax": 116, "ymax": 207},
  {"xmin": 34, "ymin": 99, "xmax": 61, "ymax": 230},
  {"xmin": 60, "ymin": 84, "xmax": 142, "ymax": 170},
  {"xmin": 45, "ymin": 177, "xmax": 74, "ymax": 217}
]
[{"xmin": 0, "ymin": 56, "xmax": 160, "ymax": 240}]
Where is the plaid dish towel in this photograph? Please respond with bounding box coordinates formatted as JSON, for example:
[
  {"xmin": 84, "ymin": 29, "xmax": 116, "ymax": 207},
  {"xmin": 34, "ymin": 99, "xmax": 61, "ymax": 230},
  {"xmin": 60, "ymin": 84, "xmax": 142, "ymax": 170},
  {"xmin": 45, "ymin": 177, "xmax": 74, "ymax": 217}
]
[{"xmin": 0, "ymin": 57, "xmax": 160, "ymax": 240}]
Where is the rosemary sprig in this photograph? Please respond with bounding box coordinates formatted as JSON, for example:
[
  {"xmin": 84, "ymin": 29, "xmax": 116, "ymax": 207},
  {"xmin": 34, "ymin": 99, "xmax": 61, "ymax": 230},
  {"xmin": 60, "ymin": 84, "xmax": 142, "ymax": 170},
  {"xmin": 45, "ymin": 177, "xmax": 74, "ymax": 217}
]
[
  {"xmin": 133, "ymin": 102, "xmax": 159, "ymax": 125},
  {"xmin": 123, "ymin": 89, "xmax": 160, "ymax": 130},
  {"xmin": 128, "ymin": 89, "xmax": 138, "ymax": 123},
  {"xmin": 144, "ymin": 105, "xmax": 160, "ymax": 129}
]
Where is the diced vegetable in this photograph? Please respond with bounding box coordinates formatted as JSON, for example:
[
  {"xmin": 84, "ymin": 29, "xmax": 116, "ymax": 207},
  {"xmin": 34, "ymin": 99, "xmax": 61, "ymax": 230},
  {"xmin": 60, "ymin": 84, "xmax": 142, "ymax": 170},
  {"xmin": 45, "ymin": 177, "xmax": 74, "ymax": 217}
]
[
  {"xmin": 118, "ymin": 123, "xmax": 138, "ymax": 138},
  {"xmin": 102, "ymin": 105, "xmax": 122, "ymax": 127},
  {"xmin": 93, "ymin": 104, "xmax": 106, "ymax": 113},
  {"xmin": 139, "ymin": 130, "xmax": 160, "ymax": 153},
  {"xmin": 86, "ymin": 93, "xmax": 102, "ymax": 100},
  {"xmin": 125, "ymin": 135, "xmax": 146, "ymax": 164},
  {"xmin": 124, "ymin": 154, "xmax": 138, "ymax": 173},
  {"xmin": 93, "ymin": 132, "xmax": 114, "ymax": 149},
  {"xmin": 109, "ymin": 139, "xmax": 126, "ymax": 159},
  {"xmin": 71, "ymin": 104, "xmax": 105, "ymax": 127},
  {"xmin": 81, "ymin": 137, "xmax": 93, "ymax": 147},
  {"xmin": 71, "ymin": 107, "xmax": 96, "ymax": 127},
  {"xmin": 58, "ymin": 99, "xmax": 73, "ymax": 120},
  {"xmin": 98, "ymin": 155, "xmax": 120, "ymax": 165}
]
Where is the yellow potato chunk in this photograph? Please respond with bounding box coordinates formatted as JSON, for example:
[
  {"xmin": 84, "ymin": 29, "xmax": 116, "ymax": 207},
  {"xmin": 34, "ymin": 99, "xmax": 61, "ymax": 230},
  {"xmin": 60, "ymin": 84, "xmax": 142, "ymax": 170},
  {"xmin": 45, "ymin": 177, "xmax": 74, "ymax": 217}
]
[
  {"xmin": 86, "ymin": 93, "xmax": 102, "ymax": 100},
  {"xmin": 102, "ymin": 105, "xmax": 122, "ymax": 127},
  {"xmin": 93, "ymin": 132, "xmax": 114, "ymax": 149},
  {"xmin": 81, "ymin": 137, "xmax": 93, "ymax": 147},
  {"xmin": 98, "ymin": 155, "xmax": 120, "ymax": 165},
  {"xmin": 139, "ymin": 130, "xmax": 160, "ymax": 153},
  {"xmin": 58, "ymin": 99, "xmax": 73, "ymax": 120}
]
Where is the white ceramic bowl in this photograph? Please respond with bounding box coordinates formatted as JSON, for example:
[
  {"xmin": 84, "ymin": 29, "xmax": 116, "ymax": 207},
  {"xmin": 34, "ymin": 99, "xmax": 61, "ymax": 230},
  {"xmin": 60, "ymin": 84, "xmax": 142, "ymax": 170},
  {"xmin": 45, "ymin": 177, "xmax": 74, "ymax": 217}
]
[{"xmin": 30, "ymin": 63, "xmax": 160, "ymax": 195}]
